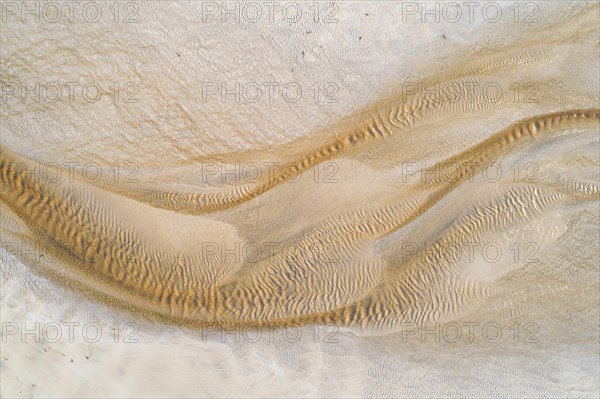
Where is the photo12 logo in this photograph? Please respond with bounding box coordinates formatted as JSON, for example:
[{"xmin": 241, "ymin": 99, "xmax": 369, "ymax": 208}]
[
  {"xmin": 198, "ymin": 2, "xmax": 340, "ymax": 24},
  {"xmin": 199, "ymin": 161, "xmax": 339, "ymax": 185},
  {"xmin": 400, "ymin": 81, "xmax": 540, "ymax": 104},
  {"xmin": 399, "ymin": 321, "xmax": 540, "ymax": 344},
  {"xmin": 200, "ymin": 323, "xmax": 340, "ymax": 344},
  {"xmin": 0, "ymin": 161, "xmax": 140, "ymax": 186},
  {"xmin": 1, "ymin": 81, "xmax": 139, "ymax": 105},
  {"xmin": 1, "ymin": 1, "xmax": 140, "ymax": 24},
  {"xmin": 400, "ymin": 2, "xmax": 540, "ymax": 24},
  {"xmin": 1, "ymin": 321, "xmax": 140, "ymax": 344},
  {"xmin": 200, "ymin": 81, "xmax": 340, "ymax": 104},
  {"xmin": 398, "ymin": 161, "xmax": 540, "ymax": 185}
]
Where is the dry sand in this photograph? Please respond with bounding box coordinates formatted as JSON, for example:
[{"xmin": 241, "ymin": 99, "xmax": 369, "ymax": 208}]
[{"xmin": 1, "ymin": 1, "xmax": 599, "ymax": 397}]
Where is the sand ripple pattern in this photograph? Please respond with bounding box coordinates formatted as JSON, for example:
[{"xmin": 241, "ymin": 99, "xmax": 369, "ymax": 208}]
[{"xmin": 1, "ymin": 5, "xmax": 599, "ymax": 333}]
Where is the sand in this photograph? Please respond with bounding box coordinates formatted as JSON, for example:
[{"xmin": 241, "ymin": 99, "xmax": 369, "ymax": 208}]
[{"xmin": 1, "ymin": 1, "xmax": 599, "ymax": 397}]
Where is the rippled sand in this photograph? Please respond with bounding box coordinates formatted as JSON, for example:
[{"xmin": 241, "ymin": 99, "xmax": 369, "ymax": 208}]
[{"xmin": 1, "ymin": 1, "xmax": 599, "ymax": 397}]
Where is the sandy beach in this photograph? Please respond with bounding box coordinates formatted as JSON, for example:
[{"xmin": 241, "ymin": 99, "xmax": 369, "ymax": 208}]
[{"xmin": 1, "ymin": 1, "xmax": 599, "ymax": 397}]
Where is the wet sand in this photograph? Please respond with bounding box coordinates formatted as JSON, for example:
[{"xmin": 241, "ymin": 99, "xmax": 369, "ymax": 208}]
[{"xmin": 1, "ymin": 1, "xmax": 599, "ymax": 397}]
